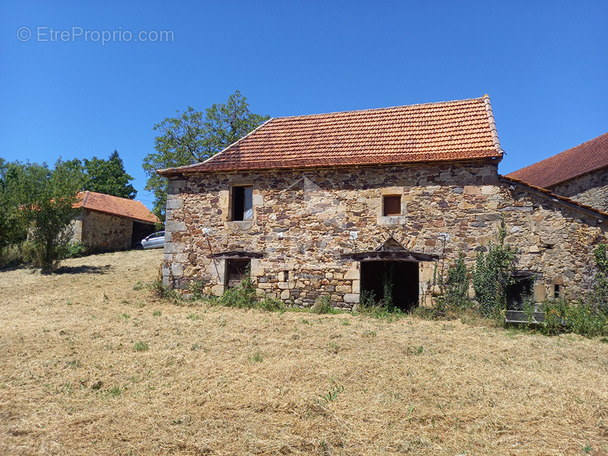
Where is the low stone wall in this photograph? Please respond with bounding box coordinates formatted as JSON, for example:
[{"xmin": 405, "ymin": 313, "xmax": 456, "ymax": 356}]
[{"xmin": 163, "ymin": 161, "xmax": 607, "ymax": 307}]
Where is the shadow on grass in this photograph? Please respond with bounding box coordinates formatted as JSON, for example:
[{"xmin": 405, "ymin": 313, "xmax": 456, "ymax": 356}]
[{"xmin": 54, "ymin": 264, "xmax": 113, "ymax": 275}]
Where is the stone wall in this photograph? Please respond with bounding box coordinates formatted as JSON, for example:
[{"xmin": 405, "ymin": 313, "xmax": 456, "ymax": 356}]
[
  {"xmin": 550, "ymin": 167, "xmax": 608, "ymax": 212},
  {"xmin": 81, "ymin": 210, "xmax": 134, "ymax": 251},
  {"xmin": 163, "ymin": 161, "xmax": 607, "ymax": 307}
]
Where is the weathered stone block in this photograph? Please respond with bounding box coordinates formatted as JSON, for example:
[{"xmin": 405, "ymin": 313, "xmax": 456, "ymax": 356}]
[
  {"xmin": 166, "ymin": 220, "xmax": 186, "ymax": 232},
  {"xmin": 336, "ymin": 285, "xmax": 351, "ymax": 293},
  {"xmin": 211, "ymin": 284, "xmax": 224, "ymax": 296},
  {"xmin": 166, "ymin": 196, "xmax": 183, "ymax": 210},
  {"xmin": 344, "ymin": 269, "xmax": 359, "ymax": 280},
  {"xmin": 463, "ymin": 186, "xmax": 480, "ymax": 196},
  {"xmin": 344, "ymin": 293, "xmax": 360, "ymax": 303},
  {"xmin": 160, "ymin": 161, "xmax": 607, "ymax": 306},
  {"xmin": 534, "ymin": 284, "xmax": 546, "ymax": 302}
]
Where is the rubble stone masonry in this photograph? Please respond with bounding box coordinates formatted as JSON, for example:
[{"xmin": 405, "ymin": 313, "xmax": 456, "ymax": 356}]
[
  {"xmin": 80, "ymin": 210, "xmax": 133, "ymax": 251},
  {"xmin": 163, "ymin": 160, "xmax": 607, "ymax": 308},
  {"xmin": 550, "ymin": 167, "xmax": 608, "ymax": 212}
]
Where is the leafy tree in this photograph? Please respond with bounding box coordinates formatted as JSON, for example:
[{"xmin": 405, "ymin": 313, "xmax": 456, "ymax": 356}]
[
  {"xmin": 14, "ymin": 160, "xmax": 85, "ymax": 272},
  {"xmin": 0, "ymin": 159, "xmax": 30, "ymax": 249},
  {"xmin": 82, "ymin": 150, "xmax": 137, "ymax": 199},
  {"xmin": 143, "ymin": 90, "xmax": 269, "ymax": 220}
]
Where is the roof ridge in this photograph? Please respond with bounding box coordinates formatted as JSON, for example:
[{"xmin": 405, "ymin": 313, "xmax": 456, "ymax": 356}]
[
  {"xmin": 482, "ymin": 95, "xmax": 504, "ymax": 156},
  {"xmin": 272, "ymin": 96, "xmax": 486, "ymax": 121},
  {"xmin": 81, "ymin": 191, "xmax": 90, "ymax": 207},
  {"xmin": 558, "ymin": 131, "xmax": 608, "ymax": 155}
]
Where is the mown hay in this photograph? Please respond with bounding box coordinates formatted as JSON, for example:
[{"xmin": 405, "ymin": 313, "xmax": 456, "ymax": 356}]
[{"xmin": 1, "ymin": 250, "xmax": 607, "ymax": 455}]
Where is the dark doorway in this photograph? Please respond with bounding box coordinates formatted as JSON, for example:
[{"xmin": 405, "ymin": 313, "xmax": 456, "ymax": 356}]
[
  {"xmin": 506, "ymin": 272, "xmax": 535, "ymax": 310},
  {"xmin": 132, "ymin": 222, "xmax": 155, "ymax": 248},
  {"xmin": 360, "ymin": 261, "xmax": 419, "ymax": 311}
]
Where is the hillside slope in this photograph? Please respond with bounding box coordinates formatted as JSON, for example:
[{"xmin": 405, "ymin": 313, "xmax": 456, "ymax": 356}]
[{"xmin": 1, "ymin": 250, "xmax": 607, "ymax": 455}]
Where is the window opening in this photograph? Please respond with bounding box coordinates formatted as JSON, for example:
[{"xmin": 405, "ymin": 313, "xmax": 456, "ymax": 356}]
[
  {"xmin": 232, "ymin": 186, "xmax": 253, "ymax": 221},
  {"xmin": 225, "ymin": 259, "xmax": 251, "ymax": 288},
  {"xmin": 383, "ymin": 195, "xmax": 401, "ymax": 216},
  {"xmin": 554, "ymin": 284, "xmax": 561, "ymax": 299}
]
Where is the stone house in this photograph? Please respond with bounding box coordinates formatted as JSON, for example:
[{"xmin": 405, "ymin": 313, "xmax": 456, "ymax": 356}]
[
  {"xmin": 71, "ymin": 191, "xmax": 160, "ymax": 251},
  {"xmin": 507, "ymin": 131, "xmax": 608, "ymax": 212},
  {"xmin": 158, "ymin": 96, "xmax": 608, "ymax": 310}
]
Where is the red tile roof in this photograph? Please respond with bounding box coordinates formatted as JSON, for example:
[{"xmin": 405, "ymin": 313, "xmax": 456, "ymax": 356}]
[
  {"xmin": 158, "ymin": 96, "xmax": 503, "ymax": 175},
  {"xmin": 74, "ymin": 191, "xmax": 160, "ymax": 224},
  {"xmin": 507, "ymin": 132, "xmax": 608, "ymax": 188}
]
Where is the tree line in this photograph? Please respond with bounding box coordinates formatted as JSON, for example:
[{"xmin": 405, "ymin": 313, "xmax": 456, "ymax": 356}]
[
  {"xmin": 0, "ymin": 151, "xmax": 136, "ymax": 271},
  {"xmin": 1, "ymin": 90, "xmax": 268, "ymax": 272}
]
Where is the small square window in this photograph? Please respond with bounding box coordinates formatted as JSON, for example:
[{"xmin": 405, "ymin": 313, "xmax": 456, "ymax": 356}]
[
  {"xmin": 231, "ymin": 186, "xmax": 253, "ymax": 221},
  {"xmin": 383, "ymin": 195, "xmax": 401, "ymax": 216},
  {"xmin": 554, "ymin": 284, "xmax": 561, "ymax": 298}
]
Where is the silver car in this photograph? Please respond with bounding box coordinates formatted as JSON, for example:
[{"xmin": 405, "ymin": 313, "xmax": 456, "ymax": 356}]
[{"xmin": 138, "ymin": 231, "xmax": 165, "ymax": 249}]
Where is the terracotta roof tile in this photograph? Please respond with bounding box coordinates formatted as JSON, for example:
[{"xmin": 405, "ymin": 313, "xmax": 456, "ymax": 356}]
[
  {"xmin": 74, "ymin": 192, "xmax": 160, "ymax": 224},
  {"xmin": 506, "ymin": 132, "xmax": 608, "ymax": 188},
  {"xmin": 159, "ymin": 96, "xmax": 503, "ymax": 175}
]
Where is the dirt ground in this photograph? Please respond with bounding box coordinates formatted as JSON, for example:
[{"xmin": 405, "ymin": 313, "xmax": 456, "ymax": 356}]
[{"xmin": 1, "ymin": 249, "xmax": 608, "ymax": 455}]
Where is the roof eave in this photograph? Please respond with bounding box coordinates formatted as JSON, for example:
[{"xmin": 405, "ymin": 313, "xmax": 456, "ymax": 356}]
[
  {"xmin": 160, "ymin": 155, "xmax": 502, "ymax": 177},
  {"xmin": 501, "ymin": 175, "xmax": 608, "ymax": 220}
]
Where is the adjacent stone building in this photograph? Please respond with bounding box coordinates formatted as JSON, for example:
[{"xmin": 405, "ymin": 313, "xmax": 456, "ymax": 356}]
[
  {"xmin": 507, "ymin": 131, "xmax": 608, "ymax": 212},
  {"xmin": 71, "ymin": 191, "xmax": 160, "ymax": 251},
  {"xmin": 159, "ymin": 96, "xmax": 608, "ymax": 310}
]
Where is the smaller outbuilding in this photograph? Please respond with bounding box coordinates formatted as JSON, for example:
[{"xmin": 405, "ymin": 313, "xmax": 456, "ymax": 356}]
[
  {"xmin": 71, "ymin": 191, "xmax": 160, "ymax": 251},
  {"xmin": 507, "ymin": 132, "xmax": 608, "ymax": 211}
]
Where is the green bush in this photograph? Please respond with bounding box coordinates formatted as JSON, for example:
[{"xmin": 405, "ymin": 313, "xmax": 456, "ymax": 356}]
[
  {"xmin": 541, "ymin": 299, "xmax": 608, "ymax": 337},
  {"xmin": 358, "ymin": 290, "xmax": 405, "ymax": 320},
  {"xmin": 435, "ymin": 252, "xmax": 472, "ymax": 316},
  {"xmin": 220, "ymin": 275, "xmax": 257, "ymax": 308},
  {"xmin": 0, "ymin": 243, "xmax": 27, "ymax": 268},
  {"xmin": 472, "ymin": 219, "xmax": 515, "ymax": 318},
  {"xmin": 64, "ymin": 242, "xmax": 86, "ymax": 259},
  {"xmin": 257, "ymin": 297, "xmax": 286, "ymax": 312}
]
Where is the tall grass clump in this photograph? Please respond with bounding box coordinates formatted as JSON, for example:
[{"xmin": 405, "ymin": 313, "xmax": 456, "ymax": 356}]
[
  {"xmin": 220, "ymin": 274, "xmax": 257, "ymax": 308},
  {"xmin": 219, "ymin": 275, "xmax": 285, "ymax": 311},
  {"xmin": 311, "ymin": 295, "xmax": 334, "ymax": 314},
  {"xmin": 358, "ymin": 289, "xmax": 405, "ymax": 320}
]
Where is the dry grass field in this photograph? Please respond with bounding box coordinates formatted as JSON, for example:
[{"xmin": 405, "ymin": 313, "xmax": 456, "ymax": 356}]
[{"xmin": 1, "ymin": 250, "xmax": 608, "ymax": 455}]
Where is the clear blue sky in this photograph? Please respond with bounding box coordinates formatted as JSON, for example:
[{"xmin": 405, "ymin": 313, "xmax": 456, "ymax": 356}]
[{"xmin": 1, "ymin": 0, "xmax": 607, "ymax": 209}]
